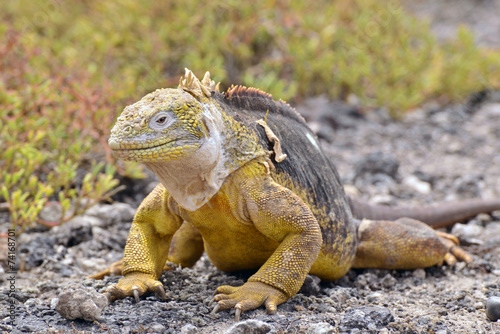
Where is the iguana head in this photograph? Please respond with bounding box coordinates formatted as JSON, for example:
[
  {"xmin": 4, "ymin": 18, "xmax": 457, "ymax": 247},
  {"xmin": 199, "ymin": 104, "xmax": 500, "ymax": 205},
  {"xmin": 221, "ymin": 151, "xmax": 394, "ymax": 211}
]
[
  {"xmin": 108, "ymin": 69, "xmax": 264, "ymax": 210},
  {"xmin": 108, "ymin": 69, "xmax": 217, "ymax": 162}
]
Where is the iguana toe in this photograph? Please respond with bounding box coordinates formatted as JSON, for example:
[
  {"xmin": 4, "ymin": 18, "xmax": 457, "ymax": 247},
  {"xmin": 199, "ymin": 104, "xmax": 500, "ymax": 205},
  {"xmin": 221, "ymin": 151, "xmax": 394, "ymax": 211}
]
[
  {"xmin": 436, "ymin": 231, "xmax": 460, "ymax": 245},
  {"xmin": 436, "ymin": 231, "xmax": 473, "ymax": 263},
  {"xmin": 105, "ymin": 272, "xmax": 164, "ymax": 303}
]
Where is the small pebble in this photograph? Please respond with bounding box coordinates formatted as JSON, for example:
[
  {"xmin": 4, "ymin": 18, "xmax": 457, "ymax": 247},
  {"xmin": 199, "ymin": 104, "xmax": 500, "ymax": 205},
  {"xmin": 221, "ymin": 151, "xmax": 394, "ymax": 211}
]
[
  {"xmin": 308, "ymin": 322, "xmax": 336, "ymax": 334},
  {"xmin": 474, "ymin": 302, "xmax": 484, "ymax": 309},
  {"xmin": 225, "ymin": 320, "xmax": 273, "ymax": 334},
  {"xmin": 402, "ymin": 175, "xmax": 431, "ymax": 194},
  {"xmin": 180, "ymin": 324, "xmax": 197, "ymax": 334},
  {"xmin": 152, "ymin": 323, "xmax": 166, "ymax": 333},
  {"xmin": 476, "ymin": 213, "xmax": 492, "ymax": 223},
  {"xmin": 412, "ymin": 268, "xmax": 426, "ymax": 279},
  {"xmin": 451, "ymin": 223, "xmax": 484, "ymax": 241},
  {"xmin": 485, "ymin": 297, "xmax": 500, "ymax": 321}
]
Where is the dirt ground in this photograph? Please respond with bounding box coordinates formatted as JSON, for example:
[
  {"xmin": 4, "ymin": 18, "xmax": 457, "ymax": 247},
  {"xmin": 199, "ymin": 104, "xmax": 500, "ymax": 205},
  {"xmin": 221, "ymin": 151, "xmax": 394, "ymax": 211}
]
[{"xmin": 2, "ymin": 2, "xmax": 500, "ymax": 334}]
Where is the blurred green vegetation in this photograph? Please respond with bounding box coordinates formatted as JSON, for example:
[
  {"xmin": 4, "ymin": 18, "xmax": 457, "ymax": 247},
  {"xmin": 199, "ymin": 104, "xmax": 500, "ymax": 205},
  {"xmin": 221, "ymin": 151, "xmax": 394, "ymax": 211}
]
[{"xmin": 1, "ymin": 0, "xmax": 500, "ymax": 233}]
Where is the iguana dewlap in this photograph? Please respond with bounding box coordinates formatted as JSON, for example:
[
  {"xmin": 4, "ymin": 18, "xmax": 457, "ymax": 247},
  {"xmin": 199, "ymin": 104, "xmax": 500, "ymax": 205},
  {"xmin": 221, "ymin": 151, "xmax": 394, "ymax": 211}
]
[{"xmin": 104, "ymin": 69, "xmax": 489, "ymax": 320}]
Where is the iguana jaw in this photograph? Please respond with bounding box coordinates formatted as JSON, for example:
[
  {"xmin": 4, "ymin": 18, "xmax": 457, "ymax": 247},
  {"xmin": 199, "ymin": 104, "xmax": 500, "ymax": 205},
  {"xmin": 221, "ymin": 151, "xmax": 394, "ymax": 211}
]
[{"xmin": 108, "ymin": 137, "xmax": 198, "ymax": 162}]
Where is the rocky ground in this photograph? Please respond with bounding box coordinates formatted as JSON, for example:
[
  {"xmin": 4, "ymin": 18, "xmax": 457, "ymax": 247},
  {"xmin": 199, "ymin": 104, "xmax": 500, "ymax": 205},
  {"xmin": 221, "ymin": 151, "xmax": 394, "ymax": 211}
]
[
  {"xmin": 1, "ymin": 90, "xmax": 500, "ymax": 333},
  {"xmin": 402, "ymin": 0, "xmax": 500, "ymax": 48}
]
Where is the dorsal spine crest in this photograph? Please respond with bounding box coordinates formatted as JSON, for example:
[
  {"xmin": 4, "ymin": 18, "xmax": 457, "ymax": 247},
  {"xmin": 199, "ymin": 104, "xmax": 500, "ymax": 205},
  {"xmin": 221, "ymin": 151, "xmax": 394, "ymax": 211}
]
[{"xmin": 224, "ymin": 85, "xmax": 273, "ymax": 100}]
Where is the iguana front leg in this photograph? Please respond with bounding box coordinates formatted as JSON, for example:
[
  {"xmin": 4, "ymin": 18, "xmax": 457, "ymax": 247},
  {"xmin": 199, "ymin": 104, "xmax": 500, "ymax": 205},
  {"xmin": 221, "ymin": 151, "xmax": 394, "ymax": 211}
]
[
  {"xmin": 105, "ymin": 184, "xmax": 183, "ymax": 302},
  {"xmin": 89, "ymin": 221, "xmax": 203, "ymax": 280},
  {"xmin": 212, "ymin": 177, "xmax": 322, "ymax": 320}
]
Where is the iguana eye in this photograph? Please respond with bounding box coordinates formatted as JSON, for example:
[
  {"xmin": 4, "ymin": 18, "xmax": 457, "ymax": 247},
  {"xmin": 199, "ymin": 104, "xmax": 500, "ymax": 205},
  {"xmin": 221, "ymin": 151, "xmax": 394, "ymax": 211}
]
[{"xmin": 150, "ymin": 111, "xmax": 173, "ymax": 130}]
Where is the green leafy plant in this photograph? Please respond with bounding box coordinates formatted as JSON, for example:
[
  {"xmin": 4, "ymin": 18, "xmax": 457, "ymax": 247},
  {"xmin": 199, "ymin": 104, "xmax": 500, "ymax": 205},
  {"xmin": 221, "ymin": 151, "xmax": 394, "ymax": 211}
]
[
  {"xmin": 4, "ymin": 0, "xmax": 499, "ymax": 109},
  {"xmin": 0, "ymin": 33, "xmax": 127, "ymax": 234}
]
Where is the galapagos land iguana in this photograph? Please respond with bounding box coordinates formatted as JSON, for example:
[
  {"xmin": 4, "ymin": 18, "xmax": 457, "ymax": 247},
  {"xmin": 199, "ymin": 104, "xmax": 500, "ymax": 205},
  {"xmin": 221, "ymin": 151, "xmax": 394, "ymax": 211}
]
[{"xmin": 101, "ymin": 69, "xmax": 500, "ymax": 320}]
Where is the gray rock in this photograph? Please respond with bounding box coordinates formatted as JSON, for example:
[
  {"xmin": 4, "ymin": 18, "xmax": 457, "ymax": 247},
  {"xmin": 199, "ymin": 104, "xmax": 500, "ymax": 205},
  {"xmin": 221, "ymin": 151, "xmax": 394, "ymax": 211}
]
[
  {"xmin": 85, "ymin": 202, "xmax": 135, "ymax": 227},
  {"xmin": 38, "ymin": 201, "xmax": 63, "ymax": 223},
  {"xmin": 340, "ymin": 306, "xmax": 394, "ymax": 332},
  {"xmin": 451, "ymin": 223, "xmax": 484, "ymax": 241},
  {"xmin": 354, "ymin": 152, "xmax": 400, "ymax": 180},
  {"xmin": 180, "ymin": 323, "xmax": 198, "ymax": 333},
  {"xmin": 306, "ymin": 322, "xmax": 335, "ymax": 334},
  {"xmin": 367, "ymin": 292, "xmax": 384, "ymax": 304},
  {"xmin": 225, "ymin": 319, "xmax": 273, "ymax": 334},
  {"xmin": 402, "ymin": 175, "xmax": 431, "ymax": 194},
  {"xmin": 328, "ymin": 287, "xmax": 354, "ymax": 305},
  {"xmin": 52, "ymin": 217, "xmax": 93, "ymax": 247},
  {"xmin": 412, "ymin": 268, "xmax": 426, "ymax": 279},
  {"xmin": 78, "ymin": 257, "xmax": 109, "ymax": 273},
  {"xmin": 354, "ymin": 272, "xmax": 381, "ymax": 290},
  {"xmin": 296, "ymin": 96, "xmax": 363, "ymax": 138},
  {"xmin": 299, "ymin": 275, "xmax": 322, "ymax": 295},
  {"xmin": 486, "ymin": 297, "xmax": 500, "ymax": 321},
  {"xmin": 151, "ymin": 322, "xmax": 167, "ymax": 333},
  {"xmin": 114, "ymin": 202, "xmax": 137, "ymax": 222},
  {"xmin": 483, "ymin": 223, "xmax": 500, "ymax": 249},
  {"xmin": 380, "ymin": 274, "xmax": 397, "ymax": 288},
  {"xmin": 452, "ymin": 175, "xmax": 483, "ymax": 198},
  {"xmin": 19, "ymin": 234, "xmax": 56, "ymax": 270},
  {"xmin": 55, "ymin": 282, "xmax": 108, "ymax": 321}
]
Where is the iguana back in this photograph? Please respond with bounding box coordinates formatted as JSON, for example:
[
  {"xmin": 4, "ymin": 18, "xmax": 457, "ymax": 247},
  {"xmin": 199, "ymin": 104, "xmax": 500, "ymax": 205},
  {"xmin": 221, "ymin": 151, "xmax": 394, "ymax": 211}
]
[{"xmin": 213, "ymin": 88, "xmax": 354, "ymax": 258}]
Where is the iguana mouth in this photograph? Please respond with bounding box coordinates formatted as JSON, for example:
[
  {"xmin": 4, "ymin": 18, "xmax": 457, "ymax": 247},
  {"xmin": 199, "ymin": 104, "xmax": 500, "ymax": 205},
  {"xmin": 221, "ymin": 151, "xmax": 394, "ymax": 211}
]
[
  {"xmin": 110, "ymin": 142, "xmax": 174, "ymax": 151},
  {"xmin": 108, "ymin": 137, "xmax": 176, "ymax": 151}
]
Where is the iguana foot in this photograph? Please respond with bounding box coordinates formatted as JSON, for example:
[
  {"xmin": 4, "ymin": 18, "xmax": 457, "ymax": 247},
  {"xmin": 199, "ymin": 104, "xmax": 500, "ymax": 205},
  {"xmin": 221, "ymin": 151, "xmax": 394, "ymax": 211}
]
[
  {"xmin": 436, "ymin": 231, "xmax": 473, "ymax": 265},
  {"xmin": 104, "ymin": 272, "xmax": 166, "ymax": 303},
  {"xmin": 211, "ymin": 282, "xmax": 287, "ymax": 321},
  {"xmin": 352, "ymin": 218, "xmax": 474, "ymax": 270}
]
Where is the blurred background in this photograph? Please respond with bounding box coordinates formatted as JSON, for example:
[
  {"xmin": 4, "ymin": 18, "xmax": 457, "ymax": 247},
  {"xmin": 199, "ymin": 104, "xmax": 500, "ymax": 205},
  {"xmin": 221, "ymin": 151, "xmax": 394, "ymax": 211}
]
[{"xmin": 2, "ymin": 0, "xmax": 500, "ymax": 234}]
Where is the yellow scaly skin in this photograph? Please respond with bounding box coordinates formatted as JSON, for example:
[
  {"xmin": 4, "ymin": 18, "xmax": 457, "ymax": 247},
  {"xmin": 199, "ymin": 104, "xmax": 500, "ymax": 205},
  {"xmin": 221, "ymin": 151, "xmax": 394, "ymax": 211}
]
[{"xmin": 104, "ymin": 69, "xmax": 471, "ymax": 320}]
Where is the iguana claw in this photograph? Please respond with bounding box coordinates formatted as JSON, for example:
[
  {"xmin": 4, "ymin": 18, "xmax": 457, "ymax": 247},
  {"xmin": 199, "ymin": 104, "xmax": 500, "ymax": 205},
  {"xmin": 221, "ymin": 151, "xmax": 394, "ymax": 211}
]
[
  {"xmin": 133, "ymin": 289, "xmax": 140, "ymax": 303},
  {"xmin": 211, "ymin": 303, "xmax": 242, "ymax": 321},
  {"xmin": 154, "ymin": 285, "xmax": 167, "ymax": 300},
  {"xmin": 211, "ymin": 303, "xmax": 221, "ymax": 315},
  {"xmin": 235, "ymin": 307, "xmax": 242, "ymax": 322}
]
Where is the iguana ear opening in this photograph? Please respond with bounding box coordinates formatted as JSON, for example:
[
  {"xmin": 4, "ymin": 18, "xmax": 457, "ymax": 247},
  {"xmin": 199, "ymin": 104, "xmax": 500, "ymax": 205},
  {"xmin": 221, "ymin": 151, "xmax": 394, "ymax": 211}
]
[
  {"xmin": 201, "ymin": 111, "xmax": 219, "ymax": 139},
  {"xmin": 200, "ymin": 117, "xmax": 211, "ymax": 137}
]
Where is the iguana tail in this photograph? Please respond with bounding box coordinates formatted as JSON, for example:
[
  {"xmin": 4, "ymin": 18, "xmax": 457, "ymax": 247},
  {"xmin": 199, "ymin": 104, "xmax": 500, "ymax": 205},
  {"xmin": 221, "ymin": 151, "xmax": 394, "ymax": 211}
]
[{"xmin": 347, "ymin": 196, "xmax": 500, "ymax": 228}]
